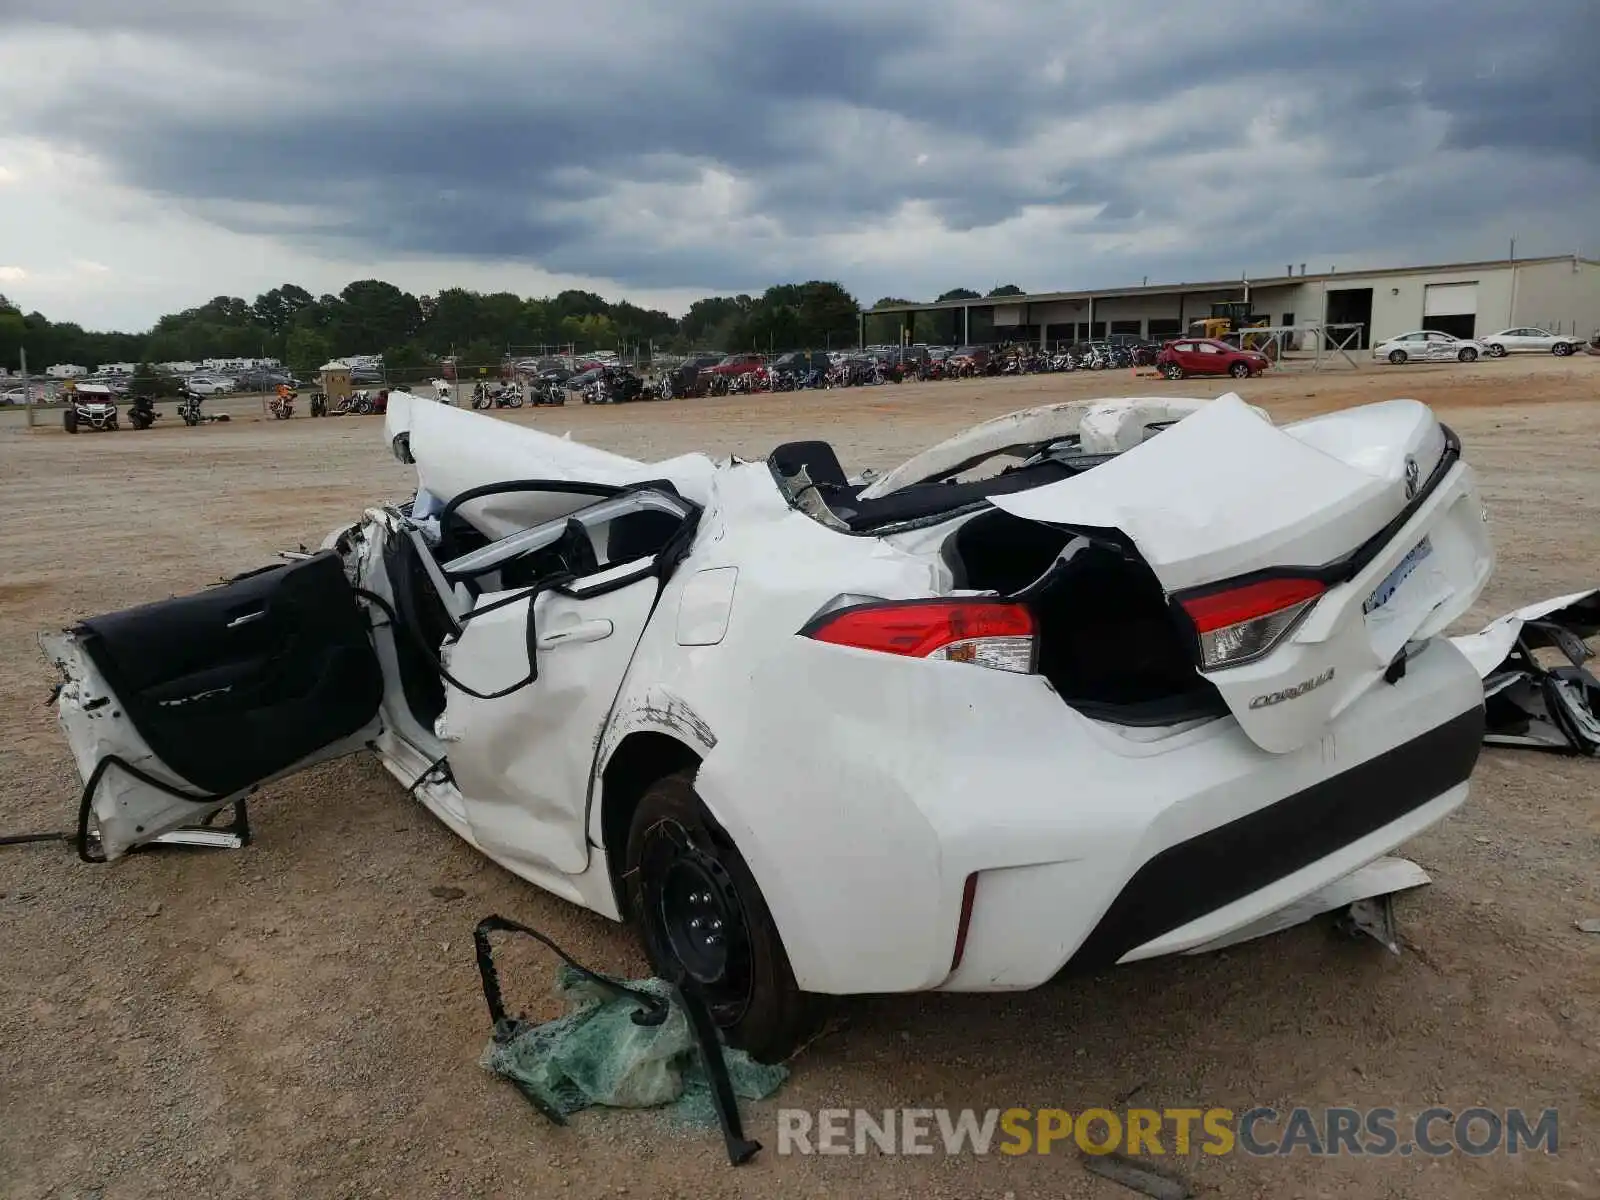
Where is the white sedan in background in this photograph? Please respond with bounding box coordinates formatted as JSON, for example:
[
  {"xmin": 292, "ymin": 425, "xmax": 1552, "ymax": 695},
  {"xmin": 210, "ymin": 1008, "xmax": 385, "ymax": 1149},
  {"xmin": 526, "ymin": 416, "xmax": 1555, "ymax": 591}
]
[
  {"xmin": 1479, "ymin": 328, "xmax": 1582, "ymax": 357},
  {"xmin": 1373, "ymin": 331, "xmax": 1486, "ymax": 365},
  {"xmin": 183, "ymin": 375, "xmax": 236, "ymax": 395}
]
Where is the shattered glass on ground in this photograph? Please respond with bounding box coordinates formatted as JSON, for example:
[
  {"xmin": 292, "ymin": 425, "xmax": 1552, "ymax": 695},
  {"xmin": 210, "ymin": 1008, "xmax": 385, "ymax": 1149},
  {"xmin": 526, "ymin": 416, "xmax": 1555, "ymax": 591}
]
[{"xmin": 480, "ymin": 965, "xmax": 787, "ymax": 1123}]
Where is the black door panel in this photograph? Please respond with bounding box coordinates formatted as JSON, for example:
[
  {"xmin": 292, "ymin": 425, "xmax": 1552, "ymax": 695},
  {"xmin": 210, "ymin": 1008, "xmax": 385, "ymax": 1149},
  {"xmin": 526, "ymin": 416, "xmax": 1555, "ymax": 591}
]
[{"xmin": 75, "ymin": 552, "xmax": 383, "ymax": 795}]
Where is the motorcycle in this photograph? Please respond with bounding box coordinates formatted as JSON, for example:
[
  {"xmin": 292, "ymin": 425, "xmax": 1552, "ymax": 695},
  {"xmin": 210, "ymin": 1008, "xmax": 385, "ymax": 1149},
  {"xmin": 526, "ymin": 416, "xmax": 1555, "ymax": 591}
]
[
  {"xmin": 309, "ymin": 390, "xmax": 328, "ymax": 417},
  {"xmin": 268, "ymin": 390, "xmax": 296, "ymax": 420},
  {"xmin": 531, "ymin": 381, "xmax": 567, "ymax": 406},
  {"xmin": 581, "ymin": 369, "xmax": 646, "ymax": 404},
  {"xmin": 177, "ymin": 393, "xmax": 231, "ymax": 427},
  {"xmin": 471, "ymin": 383, "xmax": 523, "ymax": 409},
  {"xmin": 333, "ymin": 389, "xmax": 390, "ymax": 416},
  {"xmin": 127, "ymin": 395, "xmax": 160, "ymax": 430}
]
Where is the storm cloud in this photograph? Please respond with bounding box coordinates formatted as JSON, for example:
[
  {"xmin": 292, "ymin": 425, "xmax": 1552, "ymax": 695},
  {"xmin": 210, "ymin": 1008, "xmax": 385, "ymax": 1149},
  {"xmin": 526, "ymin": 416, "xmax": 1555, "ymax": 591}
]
[{"xmin": 1, "ymin": 0, "xmax": 1595, "ymax": 319}]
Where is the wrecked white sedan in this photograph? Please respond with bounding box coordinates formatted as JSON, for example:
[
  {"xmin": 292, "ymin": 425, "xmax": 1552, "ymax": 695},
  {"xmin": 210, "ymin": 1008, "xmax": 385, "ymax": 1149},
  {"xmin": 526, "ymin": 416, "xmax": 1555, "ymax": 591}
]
[{"xmin": 43, "ymin": 391, "xmax": 1495, "ymax": 1062}]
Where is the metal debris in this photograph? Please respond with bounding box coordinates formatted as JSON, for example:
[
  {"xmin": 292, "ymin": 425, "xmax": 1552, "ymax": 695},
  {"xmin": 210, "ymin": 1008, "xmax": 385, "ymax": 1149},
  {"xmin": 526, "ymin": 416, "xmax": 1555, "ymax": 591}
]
[{"xmin": 1082, "ymin": 1151, "xmax": 1194, "ymax": 1199}]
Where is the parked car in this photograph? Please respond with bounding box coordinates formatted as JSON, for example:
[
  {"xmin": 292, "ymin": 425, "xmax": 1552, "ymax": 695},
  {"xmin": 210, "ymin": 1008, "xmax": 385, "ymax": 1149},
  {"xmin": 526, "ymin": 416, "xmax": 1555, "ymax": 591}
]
[
  {"xmin": 768, "ymin": 351, "xmax": 832, "ymax": 378},
  {"xmin": 1372, "ymin": 331, "xmax": 1485, "ymax": 365},
  {"xmin": 182, "ymin": 375, "xmax": 236, "ymax": 396},
  {"xmin": 948, "ymin": 345, "xmax": 992, "ymax": 370},
  {"xmin": 704, "ymin": 353, "xmax": 767, "ymax": 378},
  {"xmin": 45, "ymin": 391, "xmax": 1495, "ymax": 1064},
  {"xmin": 233, "ymin": 369, "xmax": 298, "ymax": 392},
  {"xmin": 1156, "ymin": 338, "xmax": 1270, "ymax": 379},
  {"xmin": 1479, "ymin": 328, "xmax": 1582, "ymax": 357}
]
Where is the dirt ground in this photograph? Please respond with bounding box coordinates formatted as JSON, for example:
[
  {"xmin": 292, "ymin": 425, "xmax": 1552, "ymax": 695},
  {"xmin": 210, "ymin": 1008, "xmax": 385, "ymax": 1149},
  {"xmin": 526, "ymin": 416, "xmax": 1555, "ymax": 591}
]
[{"xmin": 2, "ymin": 356, "xmax": 1597, "ymax": 1199}]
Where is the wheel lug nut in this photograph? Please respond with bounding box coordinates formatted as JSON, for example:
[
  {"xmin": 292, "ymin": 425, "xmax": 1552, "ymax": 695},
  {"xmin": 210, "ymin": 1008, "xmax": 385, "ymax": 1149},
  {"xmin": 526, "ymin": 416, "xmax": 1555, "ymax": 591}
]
[
  {"xmin": 689, "ymin": 918, "xmax": 702, "ymax": 930},
  {"xmin": 709, "ymin": 918, "xmax": 722, "ymax": 931}
]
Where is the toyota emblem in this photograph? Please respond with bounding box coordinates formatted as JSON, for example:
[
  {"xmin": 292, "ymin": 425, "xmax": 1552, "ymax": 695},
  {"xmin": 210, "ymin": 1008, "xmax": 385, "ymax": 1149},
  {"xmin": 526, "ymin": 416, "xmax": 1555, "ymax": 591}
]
[{"xmin": 1403, "ymin": 455, "xmax": 1420, "ymax": 500}]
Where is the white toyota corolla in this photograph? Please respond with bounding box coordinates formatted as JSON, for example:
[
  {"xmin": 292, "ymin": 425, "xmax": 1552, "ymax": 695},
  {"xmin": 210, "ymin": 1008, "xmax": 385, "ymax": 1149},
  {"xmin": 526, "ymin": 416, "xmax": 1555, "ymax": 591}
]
[{"xmin": 43, "ymin": 390, "xmax": 1494, "ymax": 1062}]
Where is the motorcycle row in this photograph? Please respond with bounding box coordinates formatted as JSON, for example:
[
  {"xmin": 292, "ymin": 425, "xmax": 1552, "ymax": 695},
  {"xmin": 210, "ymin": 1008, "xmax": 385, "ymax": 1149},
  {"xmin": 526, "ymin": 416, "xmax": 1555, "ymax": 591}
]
[{"xmin": 63, "ymin": 390, "xmax": 234, "ymax": 433}]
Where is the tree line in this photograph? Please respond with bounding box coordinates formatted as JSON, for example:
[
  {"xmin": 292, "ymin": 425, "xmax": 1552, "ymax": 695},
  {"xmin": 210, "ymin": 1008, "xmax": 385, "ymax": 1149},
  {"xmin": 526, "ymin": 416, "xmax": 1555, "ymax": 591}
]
[{"xmin": 0, "ymin": 278, "xmax": 1027, "ymax": 378}]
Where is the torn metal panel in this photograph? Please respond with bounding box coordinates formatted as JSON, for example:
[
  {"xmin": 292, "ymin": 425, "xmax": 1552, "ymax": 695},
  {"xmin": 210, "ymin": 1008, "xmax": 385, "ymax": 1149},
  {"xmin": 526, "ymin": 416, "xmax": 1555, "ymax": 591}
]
[
  {"xmin": 987, "ymin": 396, "xmax": 1452, "ymax": 593},
  {"xmin": 1451, "ymin": 589, "xmax": 1600, "ymax": 754},
  {"xmin": 384, "ymin": 389, "xmax": 718, "ymax": 537},
  {"xmin": 856, "ymin": 397, "xmax": 1218, "ymax": 500}
]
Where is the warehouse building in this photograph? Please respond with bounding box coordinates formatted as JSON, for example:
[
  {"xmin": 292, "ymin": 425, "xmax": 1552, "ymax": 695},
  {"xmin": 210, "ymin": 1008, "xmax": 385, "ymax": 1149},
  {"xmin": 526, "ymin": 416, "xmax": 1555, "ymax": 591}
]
[{"xmin": 863, "ymin": 254, "xmax": 1600, "ymax": 350}]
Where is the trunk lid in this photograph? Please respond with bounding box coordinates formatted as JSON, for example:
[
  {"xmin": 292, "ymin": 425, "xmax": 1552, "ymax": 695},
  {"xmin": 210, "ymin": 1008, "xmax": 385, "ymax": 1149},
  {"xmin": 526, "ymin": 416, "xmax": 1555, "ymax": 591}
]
[{"xmin": 988, "ymin": 394, "xmax": 1494, "ymax": 753}]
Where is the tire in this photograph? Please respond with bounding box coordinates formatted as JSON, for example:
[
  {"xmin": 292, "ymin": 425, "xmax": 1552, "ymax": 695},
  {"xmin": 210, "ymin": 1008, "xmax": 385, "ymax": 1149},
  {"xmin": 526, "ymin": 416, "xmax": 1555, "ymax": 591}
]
[
  {"xmin": 1486, "ymin": 343, "xmax": 1507, "ymax": 358},
  {"xmin": 1228, "ymin": 361, "xmax": 1251, "ymax": 378},
  {"xmin": 1388, "ymin": 349, "xmax": 1407, "ymax": 365},
  {"xmin": 107, "ymin": 414, "xmax": 119, "ymax": 430},
  {"xmin": 1161, "ymin": 363, "xmax": 1185, "ymax": 380},
  {"xmin": 1458, "ymin": 347, "xmax": 1478, "ymax": 363},
  {"xmin": 63, "ymin": 410, "xmax": 78, "ymax": 434},
  {"xmin": 1553, "ymin": 342, "xmax": 1574, "ymax": 357},
  {"xmin": 626, "ymin": 772, "xmax": 815, "ymax": 1064}
]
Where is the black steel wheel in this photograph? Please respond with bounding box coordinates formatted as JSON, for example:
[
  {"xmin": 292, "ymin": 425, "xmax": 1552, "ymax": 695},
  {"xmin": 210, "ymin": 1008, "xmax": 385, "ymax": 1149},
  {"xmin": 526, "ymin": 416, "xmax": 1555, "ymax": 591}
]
[{"xmin": 626, "ymin": 772, "xmax": 815, "ymax": 1063}]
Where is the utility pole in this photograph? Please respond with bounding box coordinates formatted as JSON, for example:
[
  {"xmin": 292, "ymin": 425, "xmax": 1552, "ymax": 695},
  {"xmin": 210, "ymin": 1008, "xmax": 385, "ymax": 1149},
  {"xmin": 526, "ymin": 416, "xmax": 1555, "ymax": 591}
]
[{"xmin": 21, "ymin": 345, "xmax": 33, "ymax": 428}]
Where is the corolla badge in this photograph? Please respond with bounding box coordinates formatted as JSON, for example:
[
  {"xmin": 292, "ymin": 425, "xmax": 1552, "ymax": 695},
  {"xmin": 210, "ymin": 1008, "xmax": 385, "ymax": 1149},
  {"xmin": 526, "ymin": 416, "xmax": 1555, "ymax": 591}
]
[
  {"xmin": 1248, "ymin": 667, "xmax": 1336, "ymax": 709},
  {"xmin": 1403, "ymin": 454, "xmax": 1420, "ymax": 500}
]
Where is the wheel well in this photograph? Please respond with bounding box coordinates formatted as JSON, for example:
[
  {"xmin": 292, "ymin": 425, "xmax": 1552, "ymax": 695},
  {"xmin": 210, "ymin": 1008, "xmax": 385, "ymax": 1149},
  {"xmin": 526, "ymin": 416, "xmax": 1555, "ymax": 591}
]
[{"xmin": 599, "ymin": 732, "xmax": 703, "ymax": 917}]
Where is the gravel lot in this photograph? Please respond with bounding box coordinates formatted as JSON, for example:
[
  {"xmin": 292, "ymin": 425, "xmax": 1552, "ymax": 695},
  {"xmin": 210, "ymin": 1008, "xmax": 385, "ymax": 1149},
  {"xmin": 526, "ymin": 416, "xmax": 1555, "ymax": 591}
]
[{"xmin": 2, "ymin": 357, "xmax": 1597, "ymax": 1199}]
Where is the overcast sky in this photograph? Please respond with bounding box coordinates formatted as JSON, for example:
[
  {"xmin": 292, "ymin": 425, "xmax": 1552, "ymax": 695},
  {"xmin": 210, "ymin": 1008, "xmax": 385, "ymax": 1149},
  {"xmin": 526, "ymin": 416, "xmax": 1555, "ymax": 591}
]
[{"xmin": 1, "ymin": 1, "xmax": 1594, "ymax": 330}]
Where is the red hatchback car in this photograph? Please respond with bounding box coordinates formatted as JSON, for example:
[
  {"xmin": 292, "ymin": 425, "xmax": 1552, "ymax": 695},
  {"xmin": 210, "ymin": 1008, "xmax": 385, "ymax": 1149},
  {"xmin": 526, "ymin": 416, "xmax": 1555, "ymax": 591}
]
[{"xmin": 1157, "ymin": 338, "xmax": 1269, "ymax": 380}]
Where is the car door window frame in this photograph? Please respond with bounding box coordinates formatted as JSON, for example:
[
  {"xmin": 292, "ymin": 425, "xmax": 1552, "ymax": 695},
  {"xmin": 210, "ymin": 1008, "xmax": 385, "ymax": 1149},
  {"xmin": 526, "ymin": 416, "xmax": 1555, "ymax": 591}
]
[{"xmin": 385, "ymin": 482, "xmax": 700, "ymax": 704}]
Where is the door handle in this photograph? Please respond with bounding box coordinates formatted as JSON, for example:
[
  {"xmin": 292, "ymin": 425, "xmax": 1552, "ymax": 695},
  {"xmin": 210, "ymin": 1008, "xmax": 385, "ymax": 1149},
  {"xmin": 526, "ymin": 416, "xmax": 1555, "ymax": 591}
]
[
  {"xmin": 226, "ymin": 609, "xmax": 267, "ymax": 629},
  {"xmin": 536, "ymin": 618, "xmax": 613, "ymax": 650}
]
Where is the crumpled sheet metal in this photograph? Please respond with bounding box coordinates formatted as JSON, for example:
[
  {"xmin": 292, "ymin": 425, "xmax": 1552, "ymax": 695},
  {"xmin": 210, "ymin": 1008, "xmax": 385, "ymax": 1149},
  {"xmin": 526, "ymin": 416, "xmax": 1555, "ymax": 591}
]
[{"xmin": 1450, "ymin": 589, "xmax": 1600, "ymax": 754}]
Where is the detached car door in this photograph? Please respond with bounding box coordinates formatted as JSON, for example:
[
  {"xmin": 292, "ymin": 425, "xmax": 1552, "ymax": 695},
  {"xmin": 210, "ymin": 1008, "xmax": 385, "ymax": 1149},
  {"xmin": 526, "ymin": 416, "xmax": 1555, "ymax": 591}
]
[{"xmin": 42, "ymin": 551, "xmax": 385, "ymax": 859}]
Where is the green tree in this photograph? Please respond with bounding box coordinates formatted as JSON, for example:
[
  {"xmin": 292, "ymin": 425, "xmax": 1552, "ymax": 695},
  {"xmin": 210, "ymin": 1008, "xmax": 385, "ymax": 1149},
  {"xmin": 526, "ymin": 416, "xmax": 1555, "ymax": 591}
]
[
  {"xmin": 284, "ymin": 327, "xmax": 333, "ymax": 374},
  {"xmin": 333, "ymin": 280, "xmax": 421, "ymax": 352},
  {"xmin": 127, "ymin": 362, "xmax": 182, "ymax": 399},
  {"xmin": 937, "ymin": 288, "xmax": 981, "ymax": 301},
  {"xmin": 987, "ymin": 284, "xmax": 1025, "ymax": 297},
  {"xmin": 385, "ymin": 341, "xmax": 440, "ymax": 382}
]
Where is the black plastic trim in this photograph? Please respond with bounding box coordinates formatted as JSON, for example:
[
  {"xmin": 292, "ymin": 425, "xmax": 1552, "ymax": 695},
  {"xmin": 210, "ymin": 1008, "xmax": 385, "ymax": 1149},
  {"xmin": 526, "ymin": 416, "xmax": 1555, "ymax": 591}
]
[{"xmin": 1063, "ymin": 701, "xmax": 1485, "ymax": 972}]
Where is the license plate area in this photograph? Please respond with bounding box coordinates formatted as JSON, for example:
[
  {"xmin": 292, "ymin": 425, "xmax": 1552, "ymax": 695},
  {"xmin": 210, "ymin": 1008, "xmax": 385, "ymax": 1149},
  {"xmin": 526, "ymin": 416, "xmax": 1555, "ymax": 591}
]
[{"xmin": 1364, "ymin": 535, "xmax": 1433, "ymax": 617}]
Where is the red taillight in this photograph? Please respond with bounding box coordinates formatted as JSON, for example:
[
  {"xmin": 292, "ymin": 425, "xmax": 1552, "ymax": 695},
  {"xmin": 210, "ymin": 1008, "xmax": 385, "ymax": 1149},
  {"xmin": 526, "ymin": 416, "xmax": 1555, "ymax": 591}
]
[
  {"xmin": 951, "ymin": 873, "xmax": 978, "ymax": 972},
  {"xmin": 1181, "ymin": 577, "xmax": 1325, "ymax": 632},
  {"xmin": 1179, "ymin": 576, "xmax": 1326, "ymax": 670},
  {"xmin": 803, "ymin": 599, "xmax": 1036, "ymax": 673}
]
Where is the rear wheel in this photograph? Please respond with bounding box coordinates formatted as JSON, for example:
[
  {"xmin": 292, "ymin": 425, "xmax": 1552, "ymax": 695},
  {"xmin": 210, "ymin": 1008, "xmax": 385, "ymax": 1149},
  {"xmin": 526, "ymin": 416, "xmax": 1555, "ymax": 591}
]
[
  {"xmin": 1388, "ymin": 349, "xmax": 1407, "ymax": 364},
  {"xmin": 1457, "ymin": 347, "xmax": 1478, "ymax": 363},
  {"xmin": 1486, "ymin": 343, "xmax": 1507, "ymax": 358},
  {"xmin": 626, "ymin": 772, "xmax": 815, "ymax": 1064},
  {"xmin": 1161, "ymin": 362, "xmax": 1185, "ymax": 380},
  {"xmin": 1228, "ymin": 361, "xmax": 1251, "ymax": 378}
]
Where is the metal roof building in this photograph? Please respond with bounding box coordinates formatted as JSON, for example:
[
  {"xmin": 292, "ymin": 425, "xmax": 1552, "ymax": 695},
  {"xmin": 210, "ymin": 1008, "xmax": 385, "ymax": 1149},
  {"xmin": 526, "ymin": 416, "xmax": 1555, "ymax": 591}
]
[{"xmin": 862, "ymin": 254, "xmax": 1600, "ymax": 350}]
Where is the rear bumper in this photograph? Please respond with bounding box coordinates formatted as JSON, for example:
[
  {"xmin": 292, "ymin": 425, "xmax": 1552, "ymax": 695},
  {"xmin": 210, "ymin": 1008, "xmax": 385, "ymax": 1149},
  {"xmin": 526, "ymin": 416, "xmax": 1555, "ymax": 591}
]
[
  {"xmin": 1065, "ymin": 706, "xmax": 1480, "ymax": 969},
  {"xmin": 939, "ymin": 643, "xmax": 1482, "ymax": 992},
  {"xmin": 695, "ymin": 631, "xmax": 1485, "ymax": 996}
]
